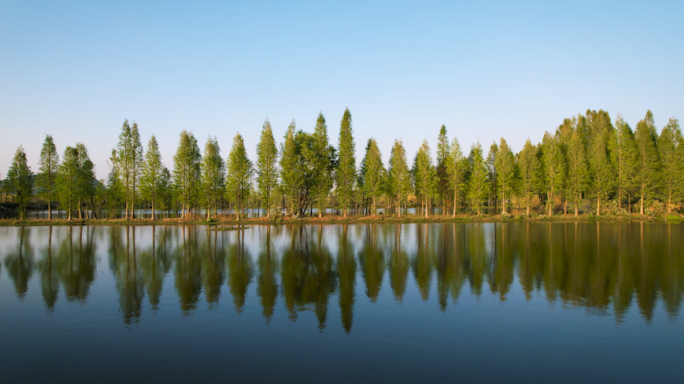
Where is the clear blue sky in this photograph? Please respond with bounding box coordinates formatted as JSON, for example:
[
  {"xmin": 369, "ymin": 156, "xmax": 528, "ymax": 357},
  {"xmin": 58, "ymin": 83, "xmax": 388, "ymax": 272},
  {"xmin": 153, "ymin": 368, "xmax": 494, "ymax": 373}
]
[{"xmin": 1, "ymin": 0, "xmax": 682, "ymax": 179}]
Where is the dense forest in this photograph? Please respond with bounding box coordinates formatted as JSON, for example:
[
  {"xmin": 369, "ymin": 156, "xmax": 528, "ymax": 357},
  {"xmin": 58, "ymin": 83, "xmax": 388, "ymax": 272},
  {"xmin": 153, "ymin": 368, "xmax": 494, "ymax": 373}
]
[{"xmin": 2, "ymin": 108, "xmax": 683, "ymax": 220}]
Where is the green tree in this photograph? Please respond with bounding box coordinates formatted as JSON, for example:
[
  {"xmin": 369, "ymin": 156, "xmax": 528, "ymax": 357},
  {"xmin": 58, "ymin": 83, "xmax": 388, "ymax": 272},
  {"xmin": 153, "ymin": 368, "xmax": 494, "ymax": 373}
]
[
  {"xmin": 75, "ymin": 143, "xmax": 95, "ymax": 219},
  {"xmin": 467, "ymin": 143, "xmax": 488, "ymax": 215},
  {"xmin": 446, "ymin": 137, "xmax": 466, "ymax": 217},
  {"xmin": 412, "ymin": 140, "xmax": 436, "ymax": 218},
  {"xmin": 517, "ymin": 139, "xmax": 542, "ymax": 215},
  {"xmin": 226, "ymin": 133, "xmax": 253, "ymax": 222},
  {"xmin": 588, "ymin": 124, "xmax": 615, "ymax": 215},
  {"xmin": 280, "ymin": 121, "xmax": 300, "ymax": 215},
  {"xmin": 609, "ymin": 114, "xmax": 639, "ymax": 210},
  {"xmin": 566, "ymin": 130, "xmax": 589, "ymax": 216},
  {"xmin": 200, "ymin": 136, "xmax": 225, "ymax": 220},
  {"xmin": 634, "ymin": 111, "xmax": 661, "ymax": 215},
  {"xmin": 112, "ymin": 120, "xmax": 143, "ymax": 219},
  {"xmin": 173, "ymin": 130, "xmax": 201, "ymax": 219},
  {"xmin": 658, "ymin": 117, "xmax": 683, "ymax": 213},
  {"xmin": 541, "ymin": 132, "xmax": 565, "ymax": 216},
  {"xmin": 359, "ymin": 138, "xmax": 385, "ymax": 216},
  {"xmin": 5, "ymin": 146, "xmax": 34, "ymax": 219},
  {"xmin": 37, "ymin": 135, "xmax": 59, "ymax": 219},
  {"xmin": 387, "ymin": 140, "xmax": 411, "ymax": 218},
  {"xmin": 495, "ymin": 138, "xmax": 516, "ymax": 214},
  {"xmin": 58, "ymin": 147, "xmax": 79, "ymax": 221},
  {"xmin": 256, "ymin": 119, "xmax": 279, "ymax": 218},
  {"xmin": 105, "ymin": 166, "xmax": 125, "ymax": 219},
  {"xmin": 436, "ymin": 125, "xmax": 450, "ymax": 209},
  {"xmin": 336, "ymin": 108, "xmax": 356, "ymax": 217},
  {"xmin": 486, "ymin": 142, "xmax": 498, "ymax": 210},
  {"xmin": 140, "ymin": 135, "xmax": 165, "ymax": 220},
  {"xmin": 310, "ymin": 113, "xmax": 336, "ymax": 217}
]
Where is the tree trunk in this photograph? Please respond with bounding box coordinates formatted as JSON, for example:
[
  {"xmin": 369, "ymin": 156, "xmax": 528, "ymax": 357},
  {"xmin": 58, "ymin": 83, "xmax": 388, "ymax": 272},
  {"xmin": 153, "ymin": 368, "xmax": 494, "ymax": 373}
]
[
  {"xmin": 48, "ymin": 191, "xmax": 52, "ymax": 220},
  {"xmin": 574, "ymin": 196, "xmax": 578, "ymax": 217},
  {"xmin": 640, "ymin": 184, "xmax": 645, "ymax": 215},
  {"xmin": 596, "ymin": 197, "xmax": 600, "ymax": 216},
  {"xmin": 151, "ymin": 198, "xmax": 155, "ymax": 221}
]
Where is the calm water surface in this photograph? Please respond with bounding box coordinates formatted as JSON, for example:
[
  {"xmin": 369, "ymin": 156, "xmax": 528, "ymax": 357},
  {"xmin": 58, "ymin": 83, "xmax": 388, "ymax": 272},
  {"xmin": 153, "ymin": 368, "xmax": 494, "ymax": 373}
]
[{"xmin": 0, "ymin": 223, "xmax": 682, "ymax": 383}]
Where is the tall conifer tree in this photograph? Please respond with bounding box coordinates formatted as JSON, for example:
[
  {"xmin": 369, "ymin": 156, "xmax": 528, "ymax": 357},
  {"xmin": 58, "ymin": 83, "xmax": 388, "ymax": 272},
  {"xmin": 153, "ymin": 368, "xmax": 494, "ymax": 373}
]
[
  {"xmin": 336, "ymin": 108, "xmax": 356, "ymax": 217},
  {"xmin": 201, "ymin": 137, "xmax": 225, "ymax": 220},
  {"xmin": 517, "ymin": 139, "xmax": 541, "ymax": 215},
  {"xmin": 311, "ymin": 114, "xmax": 336, "ymax": 217},
  {"xmin": 495, "ymin": 138, "xmax": 516, "ymax": 214},
  {"xmin": 436, "ymin": 125, "xmax": 450, "ymax": 209},
  {"xmin": 467, "ymin": 143, "xmax": 488, "ymax": 215},
  {"xmin": 58, "ymin": 147, "xmax": 79, "ymax": 221},
  {"xmin": 256, "ymin": 119, "xmax": 279, "ymax": 218},
  {"xmin": 359, "ymin": 138, "xmax": 385, "ymax": 216},
  {"xmin": 280, "ymin": 121, "xmax": 299, "ymax": 215},
  {"xmin": 173, "ymin": 130, "xmax": 201, "ymax": 219},
  {"xmin": 566, "ymin": 130, "xmax": 589, "ymax": 216},
  {"xmin": 226, "ymin": 133, "xmax": 253, "ymax": 222},
  {"xmin": 37, "ymin": 135, "xmax": 59, "ymax": 219},
  {"xmin": 658, "ymin": 118, "xmax": 683, "ymax": 213},
  {"xmin": 634, "ymin": 111, "xmax": 661, "ymax": 214},
  {"xmin": 5, "ymin": 146, "xmax": 34, "ymax": 219},
  {"xmin": 609, "ymin": 114, "xmax": 639, "ymax": 209},
  {"xmin": 388, "ymin": 140, "xmax": 410, "ymax": 218},
  {"xmin": 141, "ymin": 135, "xmax": 164, "ymax": 220},
  {"xmin": 412, "ymin": 140, "xmax": 436, "ymax": 218},
  {"xmin": 446, "ymin": 137, "xmax": 466, "ymax": 217}
]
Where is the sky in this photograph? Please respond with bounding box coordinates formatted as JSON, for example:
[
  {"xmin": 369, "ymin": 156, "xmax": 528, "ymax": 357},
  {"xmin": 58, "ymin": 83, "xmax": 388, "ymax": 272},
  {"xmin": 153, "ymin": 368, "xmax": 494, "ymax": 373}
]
[{"xmin": 1, "ymin": 0, "xmax": 682, "ymax": 179}]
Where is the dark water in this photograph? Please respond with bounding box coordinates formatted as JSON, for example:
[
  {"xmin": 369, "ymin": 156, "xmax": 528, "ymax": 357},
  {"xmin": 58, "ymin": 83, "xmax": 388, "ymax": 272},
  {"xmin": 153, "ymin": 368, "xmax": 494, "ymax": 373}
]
[{"xmin": 0, "ymin": 223, "xmax": 682, "ymax": 383}]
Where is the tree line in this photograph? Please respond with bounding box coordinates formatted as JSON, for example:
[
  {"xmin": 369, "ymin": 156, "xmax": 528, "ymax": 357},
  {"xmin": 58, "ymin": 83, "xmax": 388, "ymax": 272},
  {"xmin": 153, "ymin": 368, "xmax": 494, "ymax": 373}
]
[{"xmin": 2, "ymin": 108, "xmax": 683, "ymax": 220}]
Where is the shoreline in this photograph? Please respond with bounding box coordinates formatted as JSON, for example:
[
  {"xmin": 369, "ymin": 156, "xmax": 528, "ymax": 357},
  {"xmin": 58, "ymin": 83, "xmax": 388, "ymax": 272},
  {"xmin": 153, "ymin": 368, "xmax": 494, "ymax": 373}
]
[{"xmin": 0, "ymin": 213, "xmax": 680, "ymax": 226}]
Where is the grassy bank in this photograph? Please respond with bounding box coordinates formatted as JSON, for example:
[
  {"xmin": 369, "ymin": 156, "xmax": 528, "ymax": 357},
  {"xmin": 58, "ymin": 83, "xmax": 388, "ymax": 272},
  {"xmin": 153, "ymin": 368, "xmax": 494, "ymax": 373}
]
[{"xmin": 0, "ymin": 212, "xmax": 679, "ymax": 227}]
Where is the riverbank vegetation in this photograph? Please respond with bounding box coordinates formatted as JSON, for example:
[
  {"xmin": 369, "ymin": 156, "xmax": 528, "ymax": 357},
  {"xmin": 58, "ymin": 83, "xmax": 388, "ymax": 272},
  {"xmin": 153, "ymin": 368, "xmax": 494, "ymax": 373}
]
[{"xmin": 2, "ymin": 108, "xmax": 683, "ymax": 223}]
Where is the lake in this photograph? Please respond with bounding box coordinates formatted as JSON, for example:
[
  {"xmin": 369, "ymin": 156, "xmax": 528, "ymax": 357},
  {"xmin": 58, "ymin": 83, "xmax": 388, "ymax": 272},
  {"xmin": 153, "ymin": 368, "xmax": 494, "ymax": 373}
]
[{"xmin": 0, "ymin": 222, "xmax": 682, "ymax": 383}]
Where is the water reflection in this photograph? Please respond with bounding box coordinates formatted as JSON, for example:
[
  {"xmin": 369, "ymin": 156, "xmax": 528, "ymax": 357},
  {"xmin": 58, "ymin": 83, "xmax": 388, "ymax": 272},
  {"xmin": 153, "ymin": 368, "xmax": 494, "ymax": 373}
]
[{"xmin": 1, "ymin": 223, "xmax": 683, "ymax": 331}]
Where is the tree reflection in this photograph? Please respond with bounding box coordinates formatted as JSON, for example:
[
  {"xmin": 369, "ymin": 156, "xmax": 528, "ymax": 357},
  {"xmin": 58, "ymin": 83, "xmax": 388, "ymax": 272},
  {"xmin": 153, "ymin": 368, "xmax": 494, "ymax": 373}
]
[
  {"xmin": 227, "ymin": 226, "xmax": 253, "ymax": 313},
  {"xmin": 3, "ymin": 222, "xmax": 683, "ymax": 328},
  {"xmin": 280, "ymin": 225, "xmax": 335, "ymax": 330},
  {"xmin": 4, "ymin": 226, "xmax": 34, "ymax": 300}
]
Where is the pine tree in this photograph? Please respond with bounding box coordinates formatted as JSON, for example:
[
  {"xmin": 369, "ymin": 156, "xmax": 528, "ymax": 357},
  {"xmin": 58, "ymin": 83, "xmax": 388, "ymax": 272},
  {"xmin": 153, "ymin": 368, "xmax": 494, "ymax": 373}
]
[
  {"xmin": 226, "ymin": 133, "xmax": 253, "ymax": 222},
  {"xmin": 140, "ymin": 135, "xmax": 164, "ymax": 220},
  {"xmin": 495, "ymin": 138, "xmax": 516, "ymax": 214},
  {"xmin": 634, "ymin": 111, "xmax": 661, "ymax": 215},
  {"xmin": 279, "ymin": 121, "xmax": 300, "ymax": 215},
  {"xmin": 388, "ymin": 140, "xmax": 411, "ymax": 218},
  {"xmin": 541, "ymin": 132, "xmax": 565, "ymax": 216},
  {"xmin": 5, "ymin": 146, "xmax": 34, "ymax": 219},
  {"xmin": 658, "ymin": 118, "xmax": 683, "ymax": 213},
  {"xmin": 467, "ymin": 143, "xmax": 488, "ymax": 215},
  {"xmin": 359, "ymin": 138, "xmax": 385, "ymax": 216},
  {"xmin": 516, "ymin": 139, "xmax": 541, "ymax": 215},
  {"xmin": 566, "ymin": 130, "xmax": 589, "ymax": 216},
  {"xmin": 75, "ymin": 143, "xmax": 95, "ymax": 219},
  {"xmin": 58, "ymin": 147, "xmax": 79, "ymax": 221},
  {"xmin": 37, "ymin": 135, "xmax": 59, "ymax": 219},
  {"xmin": 201, "ymin": 137, "xmax": 225, "ymax": 220},
  {"xmin": 446, "ymin": 137, "xmax": 466, "ymax": 217},
  {"xmin": 256, "ymin": 119, "xmax": 279, "ymax": 218},
  {"xmin": 173, "ymin": 130, "xmax": 201, "ymax": 219},
  {"xmin": 436, "ymin": 125, "xmax": 450, "ymax": 210},
  {"xmin": 486, "ymin": 142, "xmax": 498, "ymax": 211},
  {"xmin": 311, "ymin": 113, "xmax": 336, "ymax": 218},
  {"xmin": 129, "ymin": 122, "xmax": 143, "ymax": 219},
  {"xmin": 112, "ymin": 120, "xmax": 143, "ymax": 219},
  {"xmin": 609, "ymin": 114, "xmax": 639, "ymax": 210},
  {"xmin": 336, "ymin": 108, "xmax": 356, "ymax": 217},
  {"xmin": 589, "ymin": 125, "xmax": 614, "ymax": 215},
  {"xmin": 412, "ymin": 140, "xmax": 436, "ymax": 218}
]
